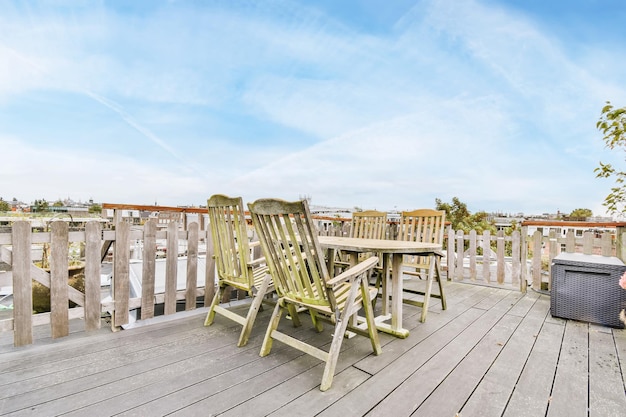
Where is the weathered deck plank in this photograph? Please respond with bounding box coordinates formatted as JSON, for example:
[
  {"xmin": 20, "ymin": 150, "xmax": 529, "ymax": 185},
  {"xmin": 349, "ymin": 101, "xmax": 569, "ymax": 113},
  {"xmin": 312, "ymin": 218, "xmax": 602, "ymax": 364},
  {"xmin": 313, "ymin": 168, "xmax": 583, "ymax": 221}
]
[
  {"xmin": 1, "ymin": 318, "xmax": 244, "ymax": 414},
  {"xmin": 588, "ymin": 324, "xmax": 626, "ymax": 416},
  {"xmin": 502, "ymin": 313, "xmax": 565, "ymax": 416},
  {"xmin": 547, "ymin": 320, "xmax": 589, "ymax": 417},
  {"xmin": 411, "ymin": 313, "xmax": 522, "ymax": 417},
  {"xmin": 119, "ymin": 333, "xmax": 329, "ymax": 416},
  {"xmin": 459, "ymin": 291, "xmax": 548, "ymax": 417},
  {"xmin": 366, "ymin": 292, "xmax": 523, "ymax": 416},
  {"xmin": 615, "ymin": 328, "xmax": 626, "ymax": 387},
  {"xmin": 1, "ymin": 282, "xmax": 626, "ymax": 417},
  {"xmin": 318, "ymin": 296, "xmax": 499, "ymax": 416}
]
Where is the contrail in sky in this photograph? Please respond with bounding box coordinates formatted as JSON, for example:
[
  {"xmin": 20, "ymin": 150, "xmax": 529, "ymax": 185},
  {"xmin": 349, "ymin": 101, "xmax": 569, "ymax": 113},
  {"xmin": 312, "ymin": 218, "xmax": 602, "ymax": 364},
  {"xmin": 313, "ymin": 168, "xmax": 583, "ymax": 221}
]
[
  {"xmin": 84, "ymin": 91, "xmax": 202, "ymax": 173},
  {"xmin": 2, "ymin": 42, "xmax": 202, "ymax": 175}
]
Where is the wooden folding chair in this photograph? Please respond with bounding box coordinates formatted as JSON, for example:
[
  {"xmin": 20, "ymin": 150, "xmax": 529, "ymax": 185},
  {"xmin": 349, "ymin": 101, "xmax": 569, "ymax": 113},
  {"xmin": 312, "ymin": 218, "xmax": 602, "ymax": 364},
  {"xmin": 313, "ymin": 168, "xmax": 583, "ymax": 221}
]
[
  {"xmin": 248, "ymin": 198, "xmax": 382, "ymax": 391},
  {"xmin": 397, "ymin": 209, "xmax": 447, "ymax": 320},
  {"xmin": 204, "ymin": 194, "xmax": 275, "ymax": 347}
]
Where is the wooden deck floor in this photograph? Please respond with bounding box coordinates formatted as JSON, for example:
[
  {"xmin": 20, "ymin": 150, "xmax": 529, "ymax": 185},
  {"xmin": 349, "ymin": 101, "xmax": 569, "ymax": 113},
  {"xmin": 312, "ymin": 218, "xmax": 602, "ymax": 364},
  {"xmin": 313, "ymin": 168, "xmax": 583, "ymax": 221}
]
[{"xmin": 2, "ymin": 281, "xmax": 626, "ymax": 417}]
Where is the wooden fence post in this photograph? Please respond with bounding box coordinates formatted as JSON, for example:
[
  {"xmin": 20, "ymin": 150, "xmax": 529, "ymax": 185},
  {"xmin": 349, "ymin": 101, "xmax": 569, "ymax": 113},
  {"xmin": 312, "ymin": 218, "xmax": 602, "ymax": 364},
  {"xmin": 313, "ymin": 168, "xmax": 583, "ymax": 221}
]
[
  {"xmin": 50, "ymin": 221, "xmax": 69, "ymax": 339},
  {"xmin": 532, "ymin": 230, "xmax": 542, "ymax": 291},
  {"xmin": 468, "ymin": 230, "xmax": 477, "ymax": 280},
  {"xmin": 186, "ymin": 222, "xmax": 199, "ymax": 311},
  {"xmin": 455, "ymin": 230, "xmax": 464, "ymax": 280},
  {"xmin": 520, "ymin": 227, "xmax": 528, "ymax": 292},
  {"xmin": 113, "ymin": 221, "xmax": 130, "ymax": 328},
  {"xmin": 85, "ymin": 221, "xmax": 102, "ymax": 331},
  {"xmin": 164, "ymin": 221, "xmax": 178, "ymax": 315},
  {"xmin": 616, "ymin": 226, "xmax": 626, "ymax": 262},
  {"xmin": 446, "ymin": 228, "xmax": 455, "ymax": 279},
  {"xmin": 496, "ymin": 230, "xmax": 505, "ymax": 284},
  {"xmin": 601, "ymin": 231, "xmax": 612, "ymax": 256},
  {"xmin": 583, "ymin": 231, "xmax": 593, "ymax": 255},
  {"xmin": 511, "ymin": 230, "xmax": 520, "ymax": 288},
  {"xmin": 12, "ymin": 221, "xmax": 33, "ymax": 346},
  {"xmin": 141, "ymin": 219, "xmax": 157, "ymax": 319},
  {"xmin": 482, "ymin": 230, "xmax": 491, "ymax": 283},
  {"xmin": 547, "ymin": 230, "xmax": 558, "ymax": 290},
  {"xmin": 565, "ymin": 230, "xmax": 575, "ymax": 253}
]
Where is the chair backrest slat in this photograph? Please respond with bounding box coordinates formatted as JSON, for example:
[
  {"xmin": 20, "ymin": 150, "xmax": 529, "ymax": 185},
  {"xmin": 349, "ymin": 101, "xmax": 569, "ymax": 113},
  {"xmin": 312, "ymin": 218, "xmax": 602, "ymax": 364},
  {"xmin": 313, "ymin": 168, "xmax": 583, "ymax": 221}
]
[
  {"xmin": 398, "ymin": 209, "xmax": 445, "ymax": 245},
  {"xmin": 397, "ymin": 208, "xmax": 445, "ymax": 269},
  {"xmin": 293, "ymin": 210, "xmax": 327, "ymax": 298},
  {"xmin": 350, "ymin": 210, "xmax": 387, "ymax": 239},
  {"xmin": 249, "ymin": 199, "xmax": 332, "ymax": 307}
]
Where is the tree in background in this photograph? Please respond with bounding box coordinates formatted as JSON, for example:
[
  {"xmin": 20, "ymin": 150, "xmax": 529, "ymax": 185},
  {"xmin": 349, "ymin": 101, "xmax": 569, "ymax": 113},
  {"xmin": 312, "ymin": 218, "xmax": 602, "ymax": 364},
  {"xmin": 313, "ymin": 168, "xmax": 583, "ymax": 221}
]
[
  {"xmin": 88, "ymin": 204, "xmax": 102, "ymax": 214},
  {"xmin": 33, "ymin": 199, "xmax": 49, "ymax": 212},
  {"xmin": 0, "ymin": 199, "xmax": 9, "ymax": 212},
  {"xmin": 595, "ymin": 101, "xmax": 626, "ymax": 215},
  {"xmin": 569, "ymin": 208, "xmax": 592, "ymax": 219},
  {"xmin": 435, "ymin": 197, "xmax": 496, "ymax": 234},
  {"xmin": 53, "ymin": 200, "xmax": 64, "ymax": 207}
]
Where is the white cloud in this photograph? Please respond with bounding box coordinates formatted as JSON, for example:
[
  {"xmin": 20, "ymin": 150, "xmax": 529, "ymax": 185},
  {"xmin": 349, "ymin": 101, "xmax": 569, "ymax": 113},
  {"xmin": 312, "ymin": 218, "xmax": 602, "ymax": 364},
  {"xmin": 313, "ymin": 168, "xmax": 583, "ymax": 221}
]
[{"xmin": 0, "ymin": 135, "xmax": 208, "ymax": 205}]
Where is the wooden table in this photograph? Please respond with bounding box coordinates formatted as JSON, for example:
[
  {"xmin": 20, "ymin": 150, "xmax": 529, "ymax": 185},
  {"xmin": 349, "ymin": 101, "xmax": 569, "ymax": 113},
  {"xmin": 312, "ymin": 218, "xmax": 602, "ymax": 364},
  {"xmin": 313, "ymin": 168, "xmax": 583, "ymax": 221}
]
[{"xmin": 318, "ymin": 236, "xmax": 442, "ymax": 338}]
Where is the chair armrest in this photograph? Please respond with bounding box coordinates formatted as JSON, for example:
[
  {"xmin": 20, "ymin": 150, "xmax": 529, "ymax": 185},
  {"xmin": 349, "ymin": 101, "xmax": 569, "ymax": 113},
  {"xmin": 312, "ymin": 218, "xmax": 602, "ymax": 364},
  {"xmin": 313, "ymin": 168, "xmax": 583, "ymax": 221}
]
[{"xmin": 326, "ymin": 256, "xmax": 378, "ymax": 287}]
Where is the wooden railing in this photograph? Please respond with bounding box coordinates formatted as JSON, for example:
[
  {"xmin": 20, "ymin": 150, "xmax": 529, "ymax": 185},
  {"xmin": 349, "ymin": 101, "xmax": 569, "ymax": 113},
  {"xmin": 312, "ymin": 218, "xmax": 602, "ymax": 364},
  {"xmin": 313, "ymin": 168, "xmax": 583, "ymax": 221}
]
[
  {"xmin": 2, "ymin": 217, "xmax": 625, "ymax": 347},
  {"xmin": 443, "ymin": 228, "xmax": 626, "ymax": 292},
  {"xmin": 0, "ymin": 219, "xmax": 214, "ymax": 347}
]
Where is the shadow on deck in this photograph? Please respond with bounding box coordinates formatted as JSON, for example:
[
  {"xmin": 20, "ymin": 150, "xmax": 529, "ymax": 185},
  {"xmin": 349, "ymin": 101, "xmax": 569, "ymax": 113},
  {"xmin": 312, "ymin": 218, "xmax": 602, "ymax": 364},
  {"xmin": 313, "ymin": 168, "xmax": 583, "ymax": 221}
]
[{"xmin": 1, "ymin": 281, "xmax": 626, "ymax": 416}]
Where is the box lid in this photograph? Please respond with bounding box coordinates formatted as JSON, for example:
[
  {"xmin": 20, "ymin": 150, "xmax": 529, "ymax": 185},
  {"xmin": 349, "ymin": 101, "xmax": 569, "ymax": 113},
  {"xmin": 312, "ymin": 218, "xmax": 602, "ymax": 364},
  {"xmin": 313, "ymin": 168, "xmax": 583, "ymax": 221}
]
[{"xmin": 553, "ymin": 252, "xmax": 625, "ymax": 266}]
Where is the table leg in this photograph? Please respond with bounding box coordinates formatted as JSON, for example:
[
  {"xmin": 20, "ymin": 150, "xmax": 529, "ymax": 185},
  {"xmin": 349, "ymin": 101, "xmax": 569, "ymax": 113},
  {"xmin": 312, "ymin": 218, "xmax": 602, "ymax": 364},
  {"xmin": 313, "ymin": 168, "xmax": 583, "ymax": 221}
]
[
  {"xmin": 380, "ymin": 253, "xmax": 390, "ymax": 316},
  {"xmin": 419, "ymin": 254, "xmax": 437, "ymax": 323},
  {"xmin": 325, "ymin": 248, "xmax": 336, "ymax": 275},
  {"xmin": 363, "ymin": 254, "xmax": 410, "ymax": 338},
  {"xmin": 390, "ymin": 253, "xmax": 404, "ymax": 332},
  {"xmin": 347, "ymin": 251, "xmax": 359, "ymax": 333}
]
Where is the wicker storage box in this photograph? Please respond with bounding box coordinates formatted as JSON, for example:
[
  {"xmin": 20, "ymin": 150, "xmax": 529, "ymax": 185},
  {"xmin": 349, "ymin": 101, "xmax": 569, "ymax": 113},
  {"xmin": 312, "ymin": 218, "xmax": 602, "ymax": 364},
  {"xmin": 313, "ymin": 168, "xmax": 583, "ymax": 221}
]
[{"xmin": 550, "ymin": 253, "xmax": 626, "ymax": 328}]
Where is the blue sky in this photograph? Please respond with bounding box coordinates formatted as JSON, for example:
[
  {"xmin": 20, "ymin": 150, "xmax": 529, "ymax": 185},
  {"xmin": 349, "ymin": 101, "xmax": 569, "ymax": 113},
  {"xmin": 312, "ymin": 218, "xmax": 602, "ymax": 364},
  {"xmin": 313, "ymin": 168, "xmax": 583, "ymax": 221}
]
[{"xmin": 1, "ymin": 0, "xmax": 625, "ymax": 216}]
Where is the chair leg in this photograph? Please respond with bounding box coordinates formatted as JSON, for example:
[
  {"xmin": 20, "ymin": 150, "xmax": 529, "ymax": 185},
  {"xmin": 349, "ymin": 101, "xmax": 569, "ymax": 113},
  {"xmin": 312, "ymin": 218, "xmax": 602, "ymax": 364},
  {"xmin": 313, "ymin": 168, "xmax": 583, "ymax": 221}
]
[
  {"xmin": 204, "ymin": 284, "xmax": 225, "ymax": 326},
  {"xmin": 309, "ymin": 309, "xmax": 324, "ymax": 332},
  {"xmin": 320, "ymin": 305, "xmax": 352, "ymax": 391},
  {"xmin": 371, "ymin": 269, "xmax": 381, "ymax": 310},
  {"xmin": 286, "ymin": 304, "xmax": 302, "ymax": 327},
  {"xmin": 360, "ymin": 279, "xmax": 382, "ymax": 355},
  {"xmin": 320, "ymin": 278, "xmax": 363, "ymax": 391},
  {"xmin": 237, "ymin": 274, "xmax": 272, "ymax": 347},
  {"xmin": 260, "ymin": 300, "xmax": 284, "ymax": 357}
]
